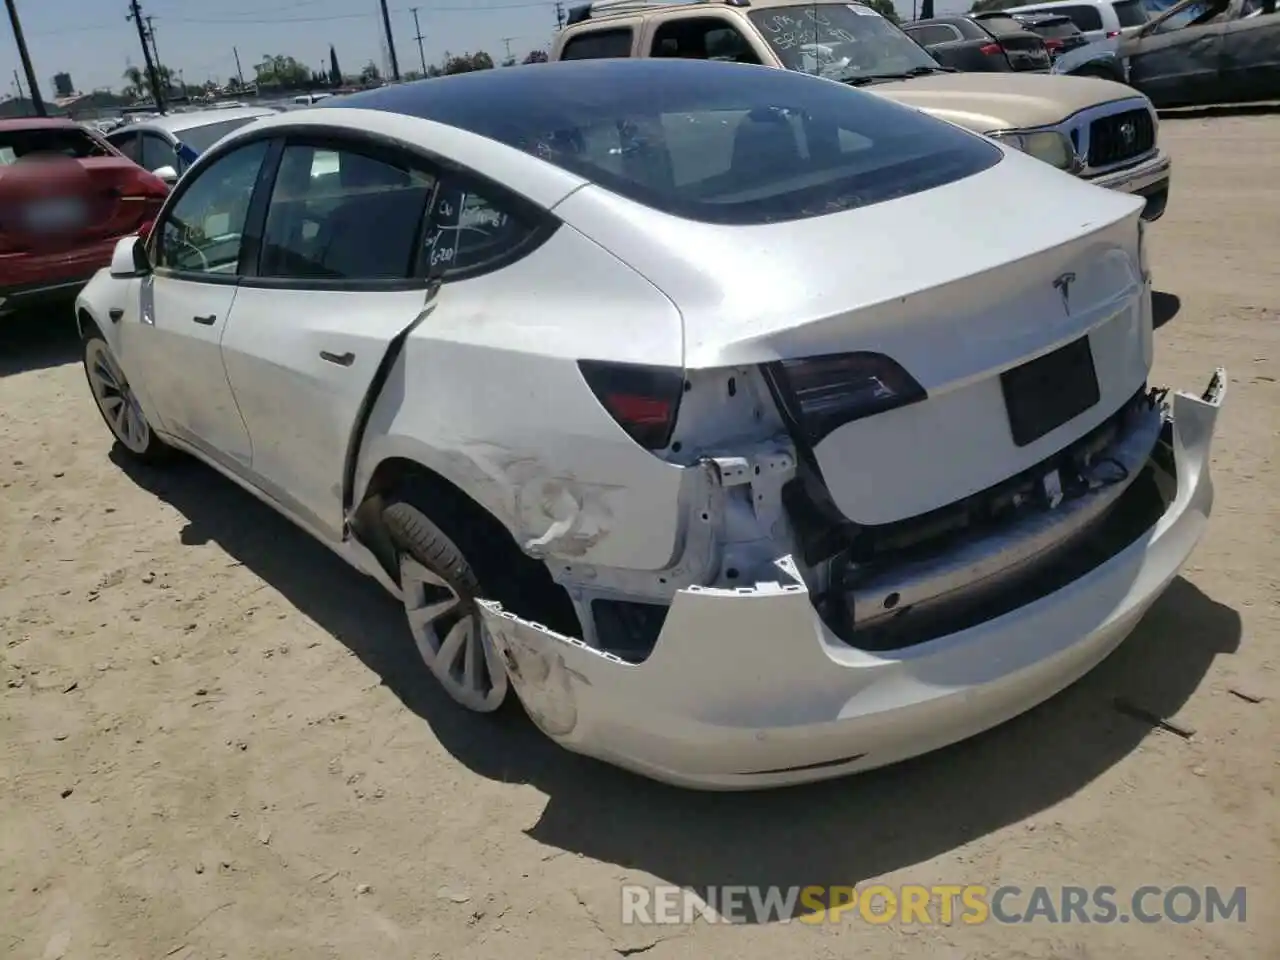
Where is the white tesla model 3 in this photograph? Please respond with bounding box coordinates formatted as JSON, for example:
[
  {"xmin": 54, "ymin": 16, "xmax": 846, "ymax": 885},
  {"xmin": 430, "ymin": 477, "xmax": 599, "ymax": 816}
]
[{"xmin": 75, "ymin": 59, "xmax": 1225, "ymax": 790}]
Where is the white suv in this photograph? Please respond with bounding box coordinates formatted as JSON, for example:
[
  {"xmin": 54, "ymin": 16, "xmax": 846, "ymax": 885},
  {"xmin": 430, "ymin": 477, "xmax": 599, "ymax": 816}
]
[{"xmin": 1003, "ymin": 0, "xmax": 1150, "ymax": 41}]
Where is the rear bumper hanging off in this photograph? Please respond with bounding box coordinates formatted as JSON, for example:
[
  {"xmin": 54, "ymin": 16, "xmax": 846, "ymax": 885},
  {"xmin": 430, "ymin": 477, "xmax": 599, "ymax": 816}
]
[{"xmin": 478, "ymin": 369, "xmax": 1226, "ymax": 790}]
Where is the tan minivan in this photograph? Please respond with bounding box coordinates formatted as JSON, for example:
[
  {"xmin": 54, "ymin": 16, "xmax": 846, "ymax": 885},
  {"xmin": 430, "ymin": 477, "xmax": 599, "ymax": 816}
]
[{"xmin": 552, "ymin": 0, "xmax": 1171, "ymax": 219}]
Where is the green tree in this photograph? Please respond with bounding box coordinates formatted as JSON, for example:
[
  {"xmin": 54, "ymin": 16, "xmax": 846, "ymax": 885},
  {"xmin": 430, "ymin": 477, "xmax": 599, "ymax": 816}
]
[
  {"xmin": 443, "ymin": 51, "xmax": 495, "ymax": 74},
  {"xmin": 253, "ymin": 54, "xmax": 311, "ymax": 89},
  {"xmin": 121, "ymin": 64, "xmax": 175, "ymax": 101},
  {"xmin": 329, "ymin": 45, "xmax": 342, "ymax": 86},
  {"xmin": 969, "ymin": 0, "xmax": 1021, "ymax": 10},
  {"xmin": 522, "ymin": 49, "xmax": 549, "ymax": 64},
  {"xmin": 360, "ymin": 60, "xmax": 382, "ymax": 83}
]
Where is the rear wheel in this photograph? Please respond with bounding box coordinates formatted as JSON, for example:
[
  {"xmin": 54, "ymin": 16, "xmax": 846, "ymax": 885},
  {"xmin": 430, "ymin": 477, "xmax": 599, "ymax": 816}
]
[
  {"xmin": 383, "ymin": 500, "xmax": 509, "ymax": 713},
  {"xmin": 82, "ymin": 330, "xmax": 170, "ymax": 463}
]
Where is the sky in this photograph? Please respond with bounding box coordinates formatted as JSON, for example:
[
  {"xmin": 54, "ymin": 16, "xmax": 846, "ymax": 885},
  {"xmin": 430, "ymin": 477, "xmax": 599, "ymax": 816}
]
[{"xmin": 3, "ymin": 0, "xmax": 968, "ymax": 100}]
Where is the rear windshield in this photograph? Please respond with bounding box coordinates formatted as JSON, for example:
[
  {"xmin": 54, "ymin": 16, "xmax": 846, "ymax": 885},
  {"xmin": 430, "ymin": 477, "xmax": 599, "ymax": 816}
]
[
  {"xmin": 0, "ymin": 126, "xmax": 113, "ymax": 166},
  {"xmin": 1112, "ymin": 0, "xmax": 1150, "ymax": 25},
  {"xmin": 407, "ymin": 60, "xmax": 1000, "ymax": 226},
  {"xmin": 975, "ymin": 15, "xmax": 1028, "ymax": 34},
  {"xmin": 177, "ymin": 117, "xmax": 262, "ymax": 154},
  {"xmin": 1026, "ymin": 17, "xmax": 1082, "ymax": 37}
]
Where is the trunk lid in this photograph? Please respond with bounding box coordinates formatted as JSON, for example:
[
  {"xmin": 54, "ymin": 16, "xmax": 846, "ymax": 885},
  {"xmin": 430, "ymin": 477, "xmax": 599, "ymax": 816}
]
[{"xmin": 556, "ymin": 149, "xmax": 1150, "ymax": 527}]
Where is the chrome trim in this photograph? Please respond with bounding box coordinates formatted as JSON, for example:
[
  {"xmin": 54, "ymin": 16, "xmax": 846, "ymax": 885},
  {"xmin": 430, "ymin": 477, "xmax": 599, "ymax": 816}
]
[
  {"xmin": 987, "ymin": 96, "xmax": 1161, "ymax": 179},
  {"xmin": 844, "ymin": 399, "xmax": 1163, "ymax": 630}
]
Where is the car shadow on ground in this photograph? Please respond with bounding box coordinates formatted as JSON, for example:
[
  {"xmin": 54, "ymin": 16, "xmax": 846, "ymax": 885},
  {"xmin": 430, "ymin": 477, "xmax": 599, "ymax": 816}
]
[
  {"xmin": 112, "ymin": 448, "xmax": 1241, "ymax": 911},
  {"xmin": 1158, "ymin": 101, "xmax": 1280, "ymax": 121},
  {"xmin": 1153, "ymin": 291, "xmax": 1181, "ymax": 330},
  {"xmin": 0, "ymin": 303, "xmax": 81, "ymax": 378}
]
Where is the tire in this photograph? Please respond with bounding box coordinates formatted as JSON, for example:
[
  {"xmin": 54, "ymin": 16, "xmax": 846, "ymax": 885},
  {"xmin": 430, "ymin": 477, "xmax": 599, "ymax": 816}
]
[
  {"xmin": 82, "ymin": 329, "xmax": 172, "ymax": 464},
  {"xmin": 382, "ymin": 499, "xmax": 511, "ymax": 713}
]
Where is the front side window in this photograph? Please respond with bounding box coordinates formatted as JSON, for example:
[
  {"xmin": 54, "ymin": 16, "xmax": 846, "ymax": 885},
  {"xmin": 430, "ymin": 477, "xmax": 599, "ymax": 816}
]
[
  {"xmin": 258, "ymin": 143, "xmax": 434, "ymax": 280},
  {"xmin": 155, "ymin": 140, "xmax": 269, "ymax": 275},
  {"xmin": 748, "ymin": 3, "xmax": 939, "ymax": 80},
  {"xmin": 140, "ymin": 133, "xmax": 178, "ymax": 173},
  {"xmin": 560, "ymin": 28, "xmax": 634, "ymax": 59},
  {"xmin": 421, "ymin": 60, "xmax": 1000, "ymax": 225},
  {"xmin": 108, "ymin": 131, "xmax": 141, "ymax": 163}
]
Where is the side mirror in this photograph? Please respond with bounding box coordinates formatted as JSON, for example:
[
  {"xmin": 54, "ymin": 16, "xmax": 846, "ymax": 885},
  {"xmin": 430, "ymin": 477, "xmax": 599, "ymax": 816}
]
[
  {"xmin": 109, "ymin": 235, "xmax": 151, "ymax": 279},
  {"xmin": 151, "ymin": 165, "xmax": 178, "ymax": 183}
]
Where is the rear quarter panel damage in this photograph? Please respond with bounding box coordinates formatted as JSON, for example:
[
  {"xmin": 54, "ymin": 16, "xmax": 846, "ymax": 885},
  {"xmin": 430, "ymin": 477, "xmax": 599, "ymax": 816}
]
[{"xmin": 353, "ymin": 223, "xmax": 692, "ymax": 572}]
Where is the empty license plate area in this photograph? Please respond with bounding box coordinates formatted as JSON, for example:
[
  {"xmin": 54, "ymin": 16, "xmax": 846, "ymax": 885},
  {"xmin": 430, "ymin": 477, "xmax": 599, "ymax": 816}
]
[
  {"xmin": 24, "ymin": 197, "xmax": 87, "ymax": 232},
  {"xmin": 1001, "ymin": 335, "xmax": 1101, "ymax": 447}
]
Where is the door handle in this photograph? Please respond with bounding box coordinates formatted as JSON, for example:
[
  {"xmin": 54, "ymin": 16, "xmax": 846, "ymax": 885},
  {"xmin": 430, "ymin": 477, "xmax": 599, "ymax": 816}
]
[
  {"xmin": 192, "ymin": 314, "xmax": 216, "ymax": 325},
  {"xmin": 320, "ymin": 350, "xmax": 355, "ymax": 367}
]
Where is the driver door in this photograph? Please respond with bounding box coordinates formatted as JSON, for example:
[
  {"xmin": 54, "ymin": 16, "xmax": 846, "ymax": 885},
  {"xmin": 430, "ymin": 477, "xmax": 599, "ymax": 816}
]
[
  {"xmin": 1220, "ymin": 3, "xmax": 1280, "ymax": 102},
  {"xmin": 1127, "ymin": 1, "xmax": 1230, "ymax": 105},
  {"xmin": 122, "ymin": 138, "xmax": 274, "ymax": 470}
]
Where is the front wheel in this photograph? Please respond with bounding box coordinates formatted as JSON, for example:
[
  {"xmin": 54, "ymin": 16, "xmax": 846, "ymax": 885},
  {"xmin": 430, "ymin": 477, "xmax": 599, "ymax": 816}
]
[
  {"xmin": 82, "ymin": 331, "xmax": 170, "ymax": 463},
  {"xmin": 383, "ymin": 499, "xmax": 509, "ymax": 713}
]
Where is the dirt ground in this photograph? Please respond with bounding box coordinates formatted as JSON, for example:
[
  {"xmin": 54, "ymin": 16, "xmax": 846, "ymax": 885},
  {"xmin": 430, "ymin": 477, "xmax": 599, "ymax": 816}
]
[{"xmin": 2, "ymin": 109, "xmax": 1277, "ymax": 960}]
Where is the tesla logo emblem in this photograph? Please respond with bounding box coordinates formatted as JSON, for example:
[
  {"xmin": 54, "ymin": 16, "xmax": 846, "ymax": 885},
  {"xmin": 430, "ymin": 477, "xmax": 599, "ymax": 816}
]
[
  {"xmin": 1119, "ymin": 121, "xmax": 1137, "ymax": 145},
  {"xmin": 1053, "ymin": 272, "xmax": 1076, "ymax": 314}
]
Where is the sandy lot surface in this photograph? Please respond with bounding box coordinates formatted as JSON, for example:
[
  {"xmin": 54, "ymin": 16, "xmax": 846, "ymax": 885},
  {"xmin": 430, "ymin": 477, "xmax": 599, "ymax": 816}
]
[{"xmin": 2, "ymin": 110, "xmax": 1277, "ymax": 960}]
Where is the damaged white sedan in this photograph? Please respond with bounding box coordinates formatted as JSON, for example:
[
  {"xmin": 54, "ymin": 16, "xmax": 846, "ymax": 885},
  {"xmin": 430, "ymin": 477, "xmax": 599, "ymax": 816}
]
[{"xmin": 76, "ymin": 59, "xmax": 1226, "ymax": 790}]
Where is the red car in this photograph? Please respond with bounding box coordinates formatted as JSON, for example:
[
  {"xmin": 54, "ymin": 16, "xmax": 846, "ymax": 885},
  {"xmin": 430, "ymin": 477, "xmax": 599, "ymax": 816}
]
[{"xmin": 0, "ymin": 118, "xmax": 169, "ymax": 318}]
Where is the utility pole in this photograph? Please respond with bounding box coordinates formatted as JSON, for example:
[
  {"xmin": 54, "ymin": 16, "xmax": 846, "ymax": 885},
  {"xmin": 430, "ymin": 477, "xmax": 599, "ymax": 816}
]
[
  {"xmin": 411, "ymin": 7, "xmax": 427, "ymax": 74},
  {"xmin": 126, "ymin": 0, "xmax": 165, "ymax": 112},
  {"xmin": 501, "ymin": 36, "xmax": 514, "ymax": 63},
  {"xmin": 378, "ymin": 0, "xmax": 401, "ymax": 81},
  {"xmin": 554, "ymin": 1, "xmax": 566, "ymax": 29},
  {"xmin": 4, "ymin": 0, "xmax": 47, "ymax": 115},
  {"xmin": 145, "ymin": 15, "xmax": 166, "ymax": 97},
  {"xmin": 233, "ymin": 46, "xmax": 245, "ymax": 87}
]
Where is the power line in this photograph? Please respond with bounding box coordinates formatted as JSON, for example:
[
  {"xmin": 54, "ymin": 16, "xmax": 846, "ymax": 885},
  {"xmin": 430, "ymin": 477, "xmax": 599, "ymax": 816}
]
[{"xmin": 163, "ymin": 2, "xmax": 551, "ymax": 26}]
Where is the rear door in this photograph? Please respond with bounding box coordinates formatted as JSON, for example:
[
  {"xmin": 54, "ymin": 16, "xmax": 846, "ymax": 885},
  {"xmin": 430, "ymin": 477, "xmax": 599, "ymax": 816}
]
[
  {"xmin": 1219, "ymin": 4, "xmax": 1280, "ymax": 102},
  {"xmin": 0, "ymin": 125, "xmax": 166, "ymax": 266},
  {"xmin": 217, "ymin": 137, "xmax": 439, "ymax": 541}
]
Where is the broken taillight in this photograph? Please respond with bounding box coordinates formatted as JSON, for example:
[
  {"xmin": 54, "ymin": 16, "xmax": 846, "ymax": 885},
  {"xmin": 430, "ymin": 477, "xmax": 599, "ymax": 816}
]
[
  {"xmin": 763, "ymin": 352, "xmax": 926, "ymax": 446},
  {"xmin": 577, "ymin": 359, "xmax": 684, "ymax": 451}
]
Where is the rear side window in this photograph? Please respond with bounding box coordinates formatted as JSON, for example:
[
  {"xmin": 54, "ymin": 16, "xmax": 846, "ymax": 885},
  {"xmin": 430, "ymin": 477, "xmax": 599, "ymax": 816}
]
[
  {"xmin": 1028, "ymin": 17, "xmax": 1082, "ymax": 37},
  {"xmin": 905, "ymin": 24, "xmax": 962, "ymax": 44},
  {"xmin": 421, "ymin": 61, "xmax": 1001, "ymax": 226},
  {"xmin": 108, "ymin": 131, "xmax": 141, "ymax": 163},
  {"xmin": 1054, "ymin": 5, "xmax": 1105, "ymax": 29},
  {"xmin": 424, "ymin": 180, "xmax": 542, "ymax": 278},
  {"xmin": 560, "ymin": 28, "xmax": 634, "ymax": 59},
  {"xmin": 259, "ymin": 143, "xmax": 434, "ymax": 281},
  {"xmin": 0, "ymin": 126, "xmax": 112, "ymax": 165},
  {"xmin": 1111, "ymin": 0, "xmax": 1149, "ymax": 25}
]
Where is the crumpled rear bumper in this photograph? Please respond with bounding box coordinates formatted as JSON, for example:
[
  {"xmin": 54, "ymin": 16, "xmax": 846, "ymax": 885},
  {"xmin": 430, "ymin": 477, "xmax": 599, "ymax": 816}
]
[{"xmin": 478, "ymin": 370, "xmax": 1226, "ymax": 791}]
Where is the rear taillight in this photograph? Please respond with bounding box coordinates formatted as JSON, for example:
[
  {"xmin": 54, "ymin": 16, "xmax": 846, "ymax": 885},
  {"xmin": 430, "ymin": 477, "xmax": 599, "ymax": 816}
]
[
  {"xmin": 979, "ymin": 42, "xmax": 1004, "ymax": 56},
  {"xmin": 1044, "ymin": 38, "xmax": 1064, "ymax": 51},
  {"xmin": 763, "ymin": 352, "xmax": 926, "ymax": 446},
  {"xmin": 578, "ymin": 359, "xmax": 684, "ymax": 451}
]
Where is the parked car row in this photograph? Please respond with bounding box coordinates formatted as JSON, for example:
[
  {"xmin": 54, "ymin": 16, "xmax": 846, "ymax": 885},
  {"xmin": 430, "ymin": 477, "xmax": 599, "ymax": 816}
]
[
  {"xmin": 1053, "ymin": 0, "xmax": 1279, "ymax": 107},
  {"xmin": 72, "ymin": 50, "xmax": 1225, "ymax": 789}
]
